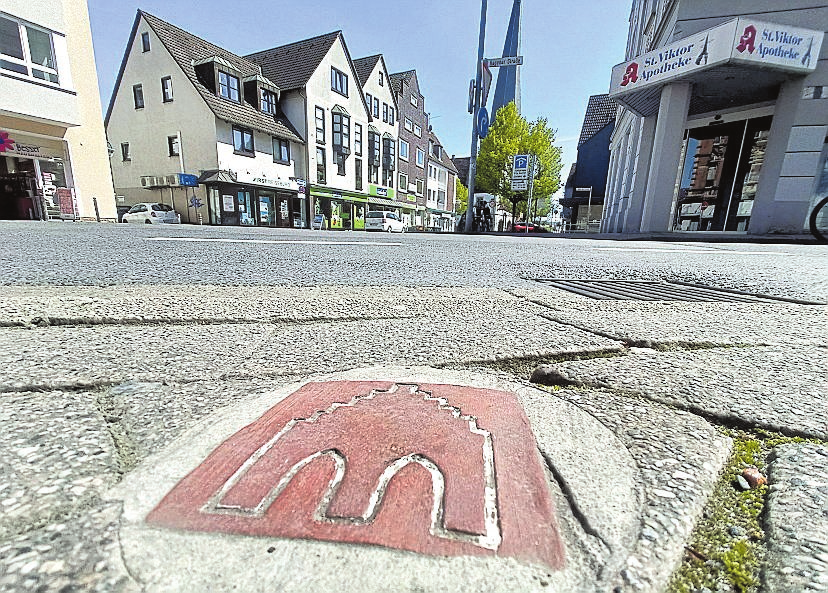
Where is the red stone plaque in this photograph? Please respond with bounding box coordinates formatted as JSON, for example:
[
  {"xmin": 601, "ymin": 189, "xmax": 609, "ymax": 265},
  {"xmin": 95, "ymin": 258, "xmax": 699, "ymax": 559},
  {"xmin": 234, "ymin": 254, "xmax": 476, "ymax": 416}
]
[{"xmin": 147, "ymin": 381, "xmax": 564, "ymax": 569}]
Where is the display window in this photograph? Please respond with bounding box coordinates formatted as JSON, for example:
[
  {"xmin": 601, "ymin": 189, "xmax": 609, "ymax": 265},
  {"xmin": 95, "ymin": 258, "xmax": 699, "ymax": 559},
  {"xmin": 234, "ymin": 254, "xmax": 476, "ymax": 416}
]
[{"xmin": 672, "ymin": 116, "xmax": 771, "ymax": 232}]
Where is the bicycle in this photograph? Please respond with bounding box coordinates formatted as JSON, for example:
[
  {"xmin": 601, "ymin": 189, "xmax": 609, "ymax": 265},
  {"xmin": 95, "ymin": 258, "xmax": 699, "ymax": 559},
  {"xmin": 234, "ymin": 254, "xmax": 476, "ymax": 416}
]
[{"xmin": 809, "ymin": 195, "xmax": 828, "ymax": 243}]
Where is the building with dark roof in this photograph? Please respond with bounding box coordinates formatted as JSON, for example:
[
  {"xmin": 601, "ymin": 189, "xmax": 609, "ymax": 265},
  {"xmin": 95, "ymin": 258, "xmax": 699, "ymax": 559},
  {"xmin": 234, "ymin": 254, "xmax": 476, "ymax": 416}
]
[
  {"xmin": 425, "ymin": 130, "xmax": 459, "ymax": 231},
  {"xmin": 106, "ymin": 11, "xmax": 306, "ymax": 226},
  {"xmin": 562, "ymin": 94, "xmax": 617, "ymax": 229},
  {"xmin": 389, "ymin": 69, "xmax": 430, "ymax": 228}
]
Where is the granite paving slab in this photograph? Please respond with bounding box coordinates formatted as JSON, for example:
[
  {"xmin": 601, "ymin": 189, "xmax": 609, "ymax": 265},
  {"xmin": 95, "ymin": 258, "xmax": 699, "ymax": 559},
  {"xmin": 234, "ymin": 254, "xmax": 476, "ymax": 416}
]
[
  {"xmin": 0, "ymin": 390, "xmax": 120, "ymax": 540},
  {"xmin": 509, "ymin": 286, "xmax": 828, "ymax": 347},
  {"xmin": 0, "ymin": 312, "xmax": 621, "ymax": 392},
  {"xmin": 546, "ymin": 345, "xmax": 828, "ymax": 439},
  {"xmin": 763, "ymin": 443, "xmax": 828, "ymax": 593}
]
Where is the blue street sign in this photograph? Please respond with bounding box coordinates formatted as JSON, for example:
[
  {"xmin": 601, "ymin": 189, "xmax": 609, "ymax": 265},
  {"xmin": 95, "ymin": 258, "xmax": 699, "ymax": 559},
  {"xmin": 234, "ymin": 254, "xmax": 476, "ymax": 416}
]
[
  {"xmin": 178, "ymin": 173, "xmax": 199, "ymax": 187},
  {"xmin": 514, "ymin": 155, "xmax": 529, "ymax": 170},
  {"xmin": 477, "ymin": 107, "xmax": 490, "ymax": 139}
]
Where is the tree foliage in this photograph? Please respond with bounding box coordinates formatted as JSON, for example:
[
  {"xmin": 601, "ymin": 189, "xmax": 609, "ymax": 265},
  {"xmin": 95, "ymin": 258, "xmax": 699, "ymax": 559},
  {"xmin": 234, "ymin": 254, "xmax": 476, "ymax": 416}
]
[
  {"xmin": 455, "ymin": 177, "xmax": 468, "ymax": 213},
  {"xmin": 475, "ymin": 102, "xmax": 563, "ymax": 220}
]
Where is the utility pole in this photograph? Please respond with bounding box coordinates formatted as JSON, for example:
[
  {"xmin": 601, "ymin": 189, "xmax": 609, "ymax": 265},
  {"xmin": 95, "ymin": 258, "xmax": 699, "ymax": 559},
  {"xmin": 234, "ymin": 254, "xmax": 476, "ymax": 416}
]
[
  {"xmin": 464, "ymin": 0, "xmax": 488, "ymax": 234},
  {"xmin": 526, "ymin": 154, "xmax": 535, "ymax": 233}
]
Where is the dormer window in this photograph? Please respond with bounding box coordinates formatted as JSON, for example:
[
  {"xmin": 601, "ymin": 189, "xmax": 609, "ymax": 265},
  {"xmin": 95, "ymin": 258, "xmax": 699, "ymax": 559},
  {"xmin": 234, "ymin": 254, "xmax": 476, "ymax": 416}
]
[
  {"xmin": 218, "ymin": 71, "xmax": 240, "ymax": 102},
  {"xmin": 261, "ymin": 89, "xmax": 277, "ymax": 114},
  {"xmin": 378, "ymin": 72, "xmax": 383, "ymax": 86}
]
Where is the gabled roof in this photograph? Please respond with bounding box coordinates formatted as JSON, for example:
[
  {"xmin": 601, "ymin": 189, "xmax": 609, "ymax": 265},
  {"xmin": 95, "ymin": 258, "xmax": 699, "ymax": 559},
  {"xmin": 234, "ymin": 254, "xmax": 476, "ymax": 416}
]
[
  {"xmin": 245, "ymin": 31, "xmax": 341, "ymax": 91},
  {"xmin": 353, "ymin": 55, "xmax": 381, "ymax": 87},
  {"xmin": 427, "ymin": 130, "xmax": 459, "ymax": 175},
  {"xmin": 389, "ymin": 70, "xmax": 414, "ymax": 96},
  {"xmin": 111, "ymin": 11, "xmax": 302, "ymax": 143},
  {"xmin": 451, "ymin": 156, "xmax": 470, "ymax": 186},
  {"xmin": 577, "ymin": 94, "xmax": 617, "ymax": 148}
]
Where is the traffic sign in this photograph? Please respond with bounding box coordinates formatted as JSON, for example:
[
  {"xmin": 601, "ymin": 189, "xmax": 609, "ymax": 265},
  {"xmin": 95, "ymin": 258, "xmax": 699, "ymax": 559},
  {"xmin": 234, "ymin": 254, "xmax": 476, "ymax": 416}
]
[
  {"xmin": 476, "ymin": 107, "xmax": 490, "ymax": 139},
  {"xmin": 485, "ymin": 56, "xmax": 524, "ymax": 68},
  {"xmin": 178, "ymin": 173, "xmax": 199, "ymax": 187},
  {"xmin": 480, "ymin": 61, "xmax": 493, "ymax": 107},
  {"xmin": 512, "ymin": 154, "xmax": 529, "ymax": 180},
  {"xmin": 511, "ymin": 179, "xmax": 528, "ymax": 191}
]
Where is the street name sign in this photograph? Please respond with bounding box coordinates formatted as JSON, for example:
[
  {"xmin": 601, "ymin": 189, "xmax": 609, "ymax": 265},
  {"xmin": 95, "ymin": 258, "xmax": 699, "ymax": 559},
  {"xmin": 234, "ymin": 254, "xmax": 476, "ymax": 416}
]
[{"xmin": 486, "ymin": 56, "xmax": 524, "ymax": 68}]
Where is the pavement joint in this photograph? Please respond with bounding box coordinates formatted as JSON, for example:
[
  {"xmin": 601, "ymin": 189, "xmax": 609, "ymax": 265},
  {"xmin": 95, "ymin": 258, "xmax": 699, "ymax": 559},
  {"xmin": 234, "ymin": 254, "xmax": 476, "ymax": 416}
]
[{"xmin": 95, "ymin": 386, "xmax": 140, "ymax": 478}]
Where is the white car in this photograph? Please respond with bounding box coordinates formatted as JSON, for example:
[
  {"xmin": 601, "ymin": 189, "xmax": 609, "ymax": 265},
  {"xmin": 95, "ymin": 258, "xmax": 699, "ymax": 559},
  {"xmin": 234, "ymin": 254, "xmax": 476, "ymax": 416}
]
[
  {"xmin": 365, "ymin": 210, "xmax": 406, "ymax": 233},
  {"xmin": 122, "ymin": 202, "xmax": 179, "ymax": 224}
]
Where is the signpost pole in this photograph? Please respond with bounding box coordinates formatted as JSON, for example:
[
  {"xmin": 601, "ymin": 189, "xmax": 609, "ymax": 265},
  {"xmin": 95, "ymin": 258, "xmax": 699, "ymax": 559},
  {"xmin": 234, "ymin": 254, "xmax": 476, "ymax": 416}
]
[
  {"xmin": 464, "ymin": 0, "xmax": 487, "ymax": 234},
  {"xmin": 527, "ymin": 155, "xmax": 535, "ymax": 234},
  {"xmin": 587, "ymin": 186, "xmax": 593, "ymax": 232}
]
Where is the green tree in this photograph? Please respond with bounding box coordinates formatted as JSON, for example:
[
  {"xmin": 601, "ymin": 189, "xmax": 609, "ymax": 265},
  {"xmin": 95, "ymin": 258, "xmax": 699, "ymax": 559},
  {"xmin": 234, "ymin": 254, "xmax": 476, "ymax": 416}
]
[
  {"xmin": 475, "ymin": 102, "xmax": 563, "ymax": 224},
  {"xmin": 455, "ymin": 177, "xmax": 468, "ymax": 214}
]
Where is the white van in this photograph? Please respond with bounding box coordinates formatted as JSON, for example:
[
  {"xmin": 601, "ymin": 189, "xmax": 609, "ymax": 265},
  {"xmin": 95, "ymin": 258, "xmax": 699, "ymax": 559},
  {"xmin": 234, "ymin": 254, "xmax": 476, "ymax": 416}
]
[{"xmin": 365, "ymin": 210, "xmax": 406, "ymax": 233}]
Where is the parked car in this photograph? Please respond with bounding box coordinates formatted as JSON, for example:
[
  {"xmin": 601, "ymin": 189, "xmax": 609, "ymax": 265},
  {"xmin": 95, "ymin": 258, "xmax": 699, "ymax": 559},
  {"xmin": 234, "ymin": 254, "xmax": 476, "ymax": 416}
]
[
  {"xmin": 122, "ymin": 203, "xmax": 179, "ymax": 224},
  {"xmin": 365, "ymin": 210, "xmax": 406, "ymax": 233},
  {"xmin": 311, "ymin": 214, "xmax": 326, "ymax": 230},
  {"xmin": 511, "ymin": 221, "xmax": 548, "ymax": 233}
]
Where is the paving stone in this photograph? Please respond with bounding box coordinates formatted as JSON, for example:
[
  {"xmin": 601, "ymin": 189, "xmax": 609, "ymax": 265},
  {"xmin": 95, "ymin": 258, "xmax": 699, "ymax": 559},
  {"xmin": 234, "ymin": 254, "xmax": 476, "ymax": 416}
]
[
  {"xmin": 0, "ymin": 501, "xmax": 137, "ymax": 593},
  {"xmin": 509, "ymin": 286, "xmax": 828, "ymax": 347},
  {"xmin": 549, "ymin": 346, "xmax": 828, "ymax": 439},
  {"xmin": 764, "ymin": 443, "xmax": 828, "ymax": 593},
  {"xmin": 0, "ymin": 391, "xmax": 120, "ymax": 540},
  {"xmin": 0, "ymin": 310, "xmax": 620, "ymax": 392}
]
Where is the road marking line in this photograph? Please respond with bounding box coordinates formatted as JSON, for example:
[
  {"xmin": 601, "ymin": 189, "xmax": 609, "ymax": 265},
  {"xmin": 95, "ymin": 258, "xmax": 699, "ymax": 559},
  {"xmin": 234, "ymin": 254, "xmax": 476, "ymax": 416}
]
[
  {"xmin": 146, "ymin": 237, "xmax": 404, "ymax": 247},
  {"xmin": 595, "ymin": 248, "xmax": 791, "ymax": 255}
]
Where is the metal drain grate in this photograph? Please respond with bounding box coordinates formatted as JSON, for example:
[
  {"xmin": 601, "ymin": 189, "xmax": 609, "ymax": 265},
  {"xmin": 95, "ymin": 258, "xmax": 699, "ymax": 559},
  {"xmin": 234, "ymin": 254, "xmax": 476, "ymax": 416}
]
[{"xmin": 531, "ymin": 279, "xmax": 826, "ymax": 305}]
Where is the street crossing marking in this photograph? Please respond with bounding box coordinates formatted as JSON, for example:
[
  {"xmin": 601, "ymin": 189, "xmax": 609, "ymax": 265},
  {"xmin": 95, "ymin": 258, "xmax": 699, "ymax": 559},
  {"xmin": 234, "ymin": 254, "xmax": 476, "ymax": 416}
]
[{"xmin": 146, "ymin": 237, "xmax": 404, "ymax": 247}]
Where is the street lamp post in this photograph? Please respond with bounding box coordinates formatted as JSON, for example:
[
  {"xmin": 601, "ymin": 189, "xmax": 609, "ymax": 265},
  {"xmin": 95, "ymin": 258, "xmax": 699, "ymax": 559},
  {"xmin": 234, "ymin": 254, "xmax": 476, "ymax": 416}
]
[{"xmin": 464, "ymin": 0, "xmax": 488, "ymax": 234}]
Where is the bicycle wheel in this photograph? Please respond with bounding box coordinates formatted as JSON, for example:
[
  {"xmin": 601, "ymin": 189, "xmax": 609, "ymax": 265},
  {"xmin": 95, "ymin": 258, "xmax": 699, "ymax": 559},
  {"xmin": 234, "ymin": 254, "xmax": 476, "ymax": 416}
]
[{"xmin": 810, "ymin": 195, "xmax": 828, "ymax": 243}]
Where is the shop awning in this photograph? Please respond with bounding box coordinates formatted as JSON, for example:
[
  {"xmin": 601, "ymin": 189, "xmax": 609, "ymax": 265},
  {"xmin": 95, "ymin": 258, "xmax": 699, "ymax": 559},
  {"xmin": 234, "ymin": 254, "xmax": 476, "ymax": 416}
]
[
  {"xmin": 609, "ymin": 18, "xmax": 824, "ymax": 117},
  {"xmin": 197, "ymin": 170, "xmax": 237, "ymax": 184},
  {"xmin": 368, "ymin": 196, "xmax": 411, "ymax": 209}
]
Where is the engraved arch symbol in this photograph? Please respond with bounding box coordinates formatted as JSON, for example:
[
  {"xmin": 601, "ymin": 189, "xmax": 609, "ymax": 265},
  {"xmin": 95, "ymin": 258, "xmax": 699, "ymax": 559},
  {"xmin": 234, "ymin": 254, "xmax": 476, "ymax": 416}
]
[{"xmin": 200, "ymin": 384, "xmax": 501, "ymax": 551}]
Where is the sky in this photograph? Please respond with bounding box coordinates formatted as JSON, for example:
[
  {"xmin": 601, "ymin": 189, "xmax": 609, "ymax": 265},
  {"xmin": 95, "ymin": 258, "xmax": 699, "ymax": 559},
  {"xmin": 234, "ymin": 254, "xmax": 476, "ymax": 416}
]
[{"xmin": 87, "ymin": 0, "xmax": 631, "ymax": 197}]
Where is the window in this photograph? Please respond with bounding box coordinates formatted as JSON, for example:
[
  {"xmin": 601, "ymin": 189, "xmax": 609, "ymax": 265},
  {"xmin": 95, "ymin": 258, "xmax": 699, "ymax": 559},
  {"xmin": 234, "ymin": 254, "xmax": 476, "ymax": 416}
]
[
  {"xmin": 416, "ymin": 178, "xmax": 424, "ymax": 195},
  {"xmin": 382, "ymin": 103, "xmax": 388, "ymax": 123},
  {"xmin": 331, "ymin": 67, "xmax": 348, "ymax": 96},
  {"xmin": 373, "ymin": 97, "xmax": 379, "ymax": 119},
  {"xmin": 404, "ymin": 118, "xmax": 413, "ymax": 132},
  {"xmin": 141, "ymin": 32, "xmax": 150, "ymax": 52},
  {"xmin": 410, "ymin": 94, "xmax": 418, "ymax": 107},
  {"xmin": 399, "ymin": 139, "xmax": 409, "ymax": 161},
  {"xmin": 273, "ymin": 137, "xmax": 290, "ymax": 163},
  {"xmin": 389, "ymin": 107, "xmax": 394, "ymax": 126},
  {"xmin": 335, "ymin": 152, "xmax": 346, "ymax": 176},
  {"xmin": 161, "ymin": 76, "xmax": 173, "ymax": 102},
  {"xmin": 316, "ymin": 147, "xmax": 326, "ymax": 183},
  {"xmin": 369, "ymin": 164, "xmax": 379, "ymax": 184},
  {"xmin": 378, "ymin": 72, "xmax": 383, "ymax": 86},
  {"xmin": 121, "ymin": 142, "xmax": 131, "ymax": 161},
  {"xmin": 133, "ymin": 84, "xmax": 144, "ymax": 109},
  {"xmin": 354, "ymin": 123, "xmax": 363, "ymax": 156},
  {"xmin": 355, "ymin": 158, "xmax": 363, "ymax": 190},
  {"xmin": 167, "ymin": 135, "xmax": 179, "ymax": 157},
  {"xmin": 365, "ymin": 93, "xmax": 372, "ymax": 111},
  {"xmin": 332, "ymin": 112, "xmax": 350, "ymax": 153},
  {"xmin": 416, "ymin": 147, "xmax": 425, "ymax": 167},
  {"xmin": 382, "ymin": 137, "xmax": 395, "ymax": 169},
  {"xmin": 315, "ymin": 106, "xmax": 325, "ymax": 144},
  {"xmin": 261, "ymin": 89, "xmax": 277, "ymax": 114},
  {"xmin": 383, "ymin": 167, "xmax": 394, "ymax": 188},
  {"xmin": 0, "ymin": 16, "xmax": 59, "ymax": 83},
  {"xmin": 368, "ymin": 131, "xmax": 380, "ymax": 166},
  {"xmin": 218, "ymin": 71, "xmax": 240, "ymax": 101},
  {"xmin": 232, "ymin": 126, "xmax": 254, "ymax": 155},
  {"xmin": 414, "ymin": 124, "xmax": 422, "ymax": 137},
  {"xmin": 399, "ymin": 172, "xmax": 408, "ymax": 191}
]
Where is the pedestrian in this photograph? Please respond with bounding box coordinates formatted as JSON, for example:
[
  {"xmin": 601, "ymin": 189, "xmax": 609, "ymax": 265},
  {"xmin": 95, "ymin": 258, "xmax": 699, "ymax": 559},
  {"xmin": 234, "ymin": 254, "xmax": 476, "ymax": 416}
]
[{"xmin": 482, "ymin": 201, "xmax": 492, "ymax": 232}]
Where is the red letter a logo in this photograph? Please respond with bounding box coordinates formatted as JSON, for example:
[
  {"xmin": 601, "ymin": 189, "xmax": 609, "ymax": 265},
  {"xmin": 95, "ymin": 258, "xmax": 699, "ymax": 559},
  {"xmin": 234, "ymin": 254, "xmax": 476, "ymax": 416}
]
[
  {"xmin": 621, "ymin": 63, "xmax": 639, "ymax": 86},
  {"xmin": 737, "ymin": 25, "xmax": 757, "ymax": 54}
]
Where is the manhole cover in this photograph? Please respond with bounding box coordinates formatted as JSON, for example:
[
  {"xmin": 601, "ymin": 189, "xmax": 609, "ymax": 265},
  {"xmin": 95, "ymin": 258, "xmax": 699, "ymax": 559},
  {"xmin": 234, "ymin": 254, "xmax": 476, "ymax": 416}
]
[{"xmin": 530, "ymin": 279, "xmax": 825, "ymax": 305}]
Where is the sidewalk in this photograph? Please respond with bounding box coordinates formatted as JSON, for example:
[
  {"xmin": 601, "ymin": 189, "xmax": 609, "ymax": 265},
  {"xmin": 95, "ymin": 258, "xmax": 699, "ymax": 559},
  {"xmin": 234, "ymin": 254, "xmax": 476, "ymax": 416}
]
[{"xmin": 0, "ymin": 284, "xmax": 825, "ymax": 592}]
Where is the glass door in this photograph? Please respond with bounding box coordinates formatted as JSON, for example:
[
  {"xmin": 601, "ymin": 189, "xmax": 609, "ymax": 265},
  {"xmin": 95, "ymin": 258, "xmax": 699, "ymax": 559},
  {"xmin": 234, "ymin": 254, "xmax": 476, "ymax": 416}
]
[{"xmin": 672, "ymin": 116, "xmax": 772, "ymax": 232}]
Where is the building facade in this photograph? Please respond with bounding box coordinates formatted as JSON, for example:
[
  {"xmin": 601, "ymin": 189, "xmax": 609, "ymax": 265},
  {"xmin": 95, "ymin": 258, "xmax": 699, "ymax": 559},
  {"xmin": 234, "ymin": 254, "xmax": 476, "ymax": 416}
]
[
  {"xmin": 106, "ymin": 12, "xmax": 306, "ymax": 227},
  {"xmin": 604, "ymin": 0, "xmax": 828, "ymax": 236},
  {"xmin": 390, "ymin": 70, "xmax": 430, "ymax": 228},
  {"xmin": 563, "ymin": 94, "xmax": 617, "ymax": 230},
  {"xmin": 1, "ymin": 0, "xmax": 115, "ymax": 222},
  {"xmin": 426, "ymin": 131, "xmax": 458, "ymax": 231}
]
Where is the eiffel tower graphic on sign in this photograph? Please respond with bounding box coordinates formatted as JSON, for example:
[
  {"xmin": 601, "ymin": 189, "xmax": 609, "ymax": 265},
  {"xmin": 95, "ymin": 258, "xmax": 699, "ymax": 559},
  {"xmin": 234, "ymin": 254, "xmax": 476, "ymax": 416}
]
[
  {"xmin": 696, "ymin": 35, "xmax": 710, "ymax": 66},
  {"xmin": 802, "ymin": 38, "xmax": 814, "ymax": 68}
]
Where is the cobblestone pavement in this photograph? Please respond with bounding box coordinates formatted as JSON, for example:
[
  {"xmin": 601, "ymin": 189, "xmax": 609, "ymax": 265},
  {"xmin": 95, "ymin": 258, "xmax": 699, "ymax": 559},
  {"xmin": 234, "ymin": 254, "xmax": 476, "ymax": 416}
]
[{"xmin": 0, "ymin": 221, "xmax": 826, "ymax": 592}]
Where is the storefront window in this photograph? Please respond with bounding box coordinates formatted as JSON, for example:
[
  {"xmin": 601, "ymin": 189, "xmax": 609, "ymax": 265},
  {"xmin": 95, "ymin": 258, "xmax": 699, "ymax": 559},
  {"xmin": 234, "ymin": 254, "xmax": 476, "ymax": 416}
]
[
  {"xmin": 238, "ymin": 190, "xmax": 255, "ymax": 225},
  {"xmin": 258, "ymin": 191, "xmax": 275, "ymax": 226},
  {"xmin": 672, "ymin": 116, "xmax": 771, "ymax": 232}
]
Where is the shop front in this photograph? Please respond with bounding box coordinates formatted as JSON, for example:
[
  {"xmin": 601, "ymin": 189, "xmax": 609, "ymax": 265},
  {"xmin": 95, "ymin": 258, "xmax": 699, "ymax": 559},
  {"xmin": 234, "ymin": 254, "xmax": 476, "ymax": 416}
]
[
  {"xmin": 202, "ymin": 170, "xmax": 307, "ymax": 228},
  {"xmin": 608, "ymin": 18, "xmax": 825, "ymax": 234},
  {"xmin": 0, "ymin": 129, "xmax": 75, "ymax": 221},
  {"xmin": 310, "ymin": 186, "xmax": 368, "ymax": 230}
]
